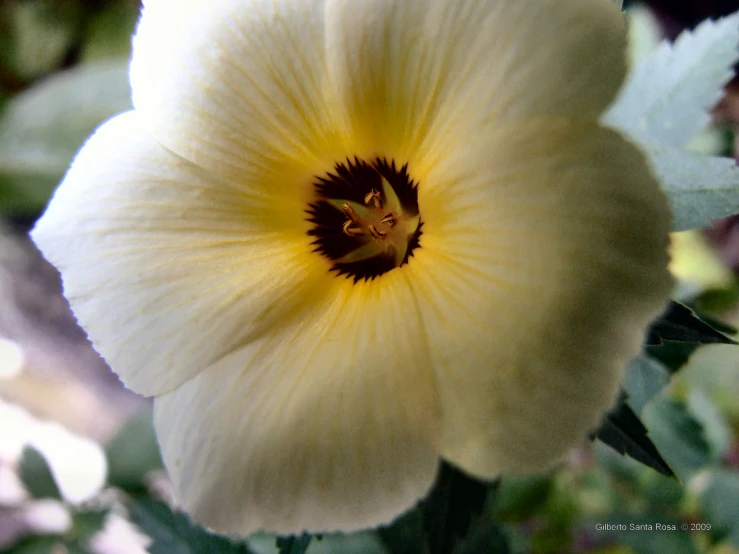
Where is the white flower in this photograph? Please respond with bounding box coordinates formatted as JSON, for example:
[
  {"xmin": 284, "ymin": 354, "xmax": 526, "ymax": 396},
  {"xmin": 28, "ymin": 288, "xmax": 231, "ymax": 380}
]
[
  {"xmin": 88, "ymin": 513, "xmax": 152, "ymax": 554},
  {"xmin": 32, "ymin": 0, "xmax": 672, "ymax": 536},
  {"xmin": 0, "ymin": 399, "xmax": 107, "ymax": 504}
]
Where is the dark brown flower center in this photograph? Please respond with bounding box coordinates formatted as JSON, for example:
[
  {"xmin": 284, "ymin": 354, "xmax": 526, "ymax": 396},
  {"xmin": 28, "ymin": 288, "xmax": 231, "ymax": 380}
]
[{"xmin": 306, "ymin": 157, "xmax": 422, "ymax": 282}]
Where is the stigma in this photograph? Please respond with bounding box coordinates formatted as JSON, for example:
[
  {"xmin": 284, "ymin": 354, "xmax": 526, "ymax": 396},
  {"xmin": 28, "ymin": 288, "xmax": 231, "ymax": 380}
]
[
  {"xmin": 338, "ymin": 177, "xmax": 419, "ymax": 268},
  {"xmin": 306, "ymin": 158, "xmax": 422, "ymax": 281}
]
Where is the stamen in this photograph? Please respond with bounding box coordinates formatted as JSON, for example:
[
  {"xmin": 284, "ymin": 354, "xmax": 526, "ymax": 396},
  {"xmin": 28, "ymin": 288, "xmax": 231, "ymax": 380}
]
[
  {"xmin": 306, "ymin": 157, "xmax": 422, "ymax": 282},
  {"xmin": 368, "ymin": 225, "xmax": 387, "ymax": 239},
  {"xmin": 364, "ymin": 190, "xmax": 382, "ymax": 208},
  {"xmin": 342, "ymin": 203, "xmax": 359, "ymax": 221},
  {"xmin": 380, "ymin": 214, "xmax": 397, "ymax": 227},
  {"xmin": 343, "ymin": 220, "xmax": 366, "ymax": 236}
]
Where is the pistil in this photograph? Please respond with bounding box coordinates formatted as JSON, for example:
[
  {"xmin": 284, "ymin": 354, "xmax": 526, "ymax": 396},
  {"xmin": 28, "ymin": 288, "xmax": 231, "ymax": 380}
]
[{"xmin": 306, "ymin": 157, "xmax": 422, "ymax": 281}]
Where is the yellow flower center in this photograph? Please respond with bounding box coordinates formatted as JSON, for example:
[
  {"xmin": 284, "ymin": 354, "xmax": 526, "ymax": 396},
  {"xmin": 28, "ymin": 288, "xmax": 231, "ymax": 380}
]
[{"xmin": 307, "ymin": 157, "xmax": 422, "ymax": 281}]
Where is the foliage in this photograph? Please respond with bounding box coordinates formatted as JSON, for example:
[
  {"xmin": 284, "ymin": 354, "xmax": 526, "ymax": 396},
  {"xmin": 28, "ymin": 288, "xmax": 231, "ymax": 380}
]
[
  {"xmin": 105, "ymin": 408, "xmax": 163, "ymax": 492},
  {"xmin": 419, "ymin": 463, "xmax": 492, "ymax": 554},
  {"xmin": 0, "ymin": 0, "xmax": 135, "ymax": 222},
  {"xmin": 593, "ymin": 395, "xmax": 676, "ymax": 479},
  {"xmin": 603, "ymin": 10, "xmax": 739, "ymax": 231},
  {"xmin": 19, "ymin": 445, "xmax": 62, "ymax": 500},
  {"xmin": 276, "ymin": 535, "xmax": 313, "ymax": 554},
  {"xmin": 128, "ymin": 498, "xmax": 256, "ymax": 554}
]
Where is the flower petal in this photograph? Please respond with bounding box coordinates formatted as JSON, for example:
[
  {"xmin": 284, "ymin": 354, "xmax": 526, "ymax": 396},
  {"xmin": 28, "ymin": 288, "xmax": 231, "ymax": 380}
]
[
  {"xmin": 130, "ymin": 0, "xmax": 626, "ymax": 191},
  {"xmin": 324, "ymin": 0, "xmax": 627, "ymax": 170},
  {"xmin": 130, "ymin": 0, "xmax": 348, "ymax": 188},
  {"xmin": 31, "ymin": 112, "xmax": 327, "ymax": 397},
  {"xmin": 153, "ymin": 272, "xmax": 441, "ymax": 535},
  {"xmin": 407, "ymin": 120, "xmax": 671, "ymax": 478}
]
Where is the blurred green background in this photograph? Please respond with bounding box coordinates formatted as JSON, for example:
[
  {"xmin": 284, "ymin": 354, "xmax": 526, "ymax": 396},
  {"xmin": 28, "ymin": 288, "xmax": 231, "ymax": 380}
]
[{"xmin": 0, "ymin": 0, "xmax": 138, "ymax": 226}]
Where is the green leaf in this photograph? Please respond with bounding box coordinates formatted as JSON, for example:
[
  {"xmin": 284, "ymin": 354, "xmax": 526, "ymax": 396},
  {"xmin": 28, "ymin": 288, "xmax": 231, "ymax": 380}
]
[
  {"xmin": 605, "ymin": 11, "xmax": 739, "ymax": 148},
  {"xmin": 699, "ymin": 470, "xmax": 739, "ymax": 545},
  {"xmin": 19, "ymin": 445, "xmax": 62, "ymax": 500},
  {"xmin": 492, "ymin": 474, "xmax": 553, "ymax": 522},
  {"xmin": 0, "ymin": 60, "xmax": 131, "ymax": 215},
  {"xmin": 642, "ymin": 144, "xmax": 739, "ymax": 231},
  {"xmin": 624, "ymin": 355, "xmax": 671, "ymax": 413},
  {"xmin": 420, "ymin": 462, "xmax": 491, "ymax": 554},
  {"xmin": 5, "ymin": 536, "xmax": 70, "ymax": 554},
  {"xmin": 641, "ymin": 395, "xmax": 712, "ymax": 481},
  {"xmin": 686, "ymin": 388, "xmax": 731, "ymax": 459},
  {"xmin": 692, "ymin": 284, "xmax": 739, "ymax": 314},
  {"xmin": 592, "ymin": 396, "xmax": 676, "ymax": 479},
  {"xmin": 456, "ymin": 519, "xmax": 509, "ymax": 554},
  {"xmin": 531, "ymin": 519, "xmax": 573, "ymax": 554},
  {"xmin": 276, "ymin": 535, "xmax": 311, "ymax": 554},
  {"xmin": 646, "ymin": 301, "xmax": 736, "ymax": 346},
  {"xmin": 2, "ymin": 508, "xmax": 106, "ymax": 553},
  {"xmin": 643, "ymin": 303, "xmax": 735, "ymax": 371},
  {"xmin": 81, "ymin": 2, "xmax": 140, "ymax": 62},
  {"xmin": 639, "ymin": 471, "xmax": 685, "ymax": 511},
  {"xmin": 249, "ymin": 532, "xmax": 387, "ymax": 554},
  {"xmin": 105, "ymin": 409, "xmax": 163, "ymax": 492},
  {"xmin": 645, "ymin": 341, "xmax": 700, "ymax": 373},
  {"xmin": 128, "ymin": 498, "xmax": 256, "ymax": 554},
  {"xmin": 687, "ymin": 309, "xmax": 738, "ymax": 335},
  {"xmin": 0, "ymin": 4, "xmax": 16, "ymax": 78},
  {"xmin": 72, "ymin": 508, "xmax": 109, "ymax": 543},
  {"xmin": 377, "ymin": 510, "xmax": 424, "ymax": 554},
  {"xmin": 8, "ymin": 0, "xmax": 83, "ymax": 81},
  {"xmin": 603, "ymin": 11, "xmax": 739, "ymax": 231},
  {"xmin": 306, "ymin": 533, "xmax": 388, "ymax": 554}
]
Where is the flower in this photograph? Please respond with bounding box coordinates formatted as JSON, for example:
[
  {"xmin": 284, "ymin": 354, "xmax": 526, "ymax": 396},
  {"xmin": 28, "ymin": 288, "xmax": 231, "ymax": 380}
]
[{"xmin": 32, "ymin": 0, "xmax": 672, "ymax": 536}]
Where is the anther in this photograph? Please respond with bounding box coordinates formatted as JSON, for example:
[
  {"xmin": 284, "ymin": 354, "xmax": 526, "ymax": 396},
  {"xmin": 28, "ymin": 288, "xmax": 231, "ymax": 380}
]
[
  {"xmin": 342, "ymin": 220, "xmax": 365, "ymax": 236},
  {"xmin": 368, "ymin": 225, "xmax": 387, "ymax": 239},
  {"xmin": 364, "ymin": 190, "xmax": 382, "ymax": 208},
  {"xmin": 342, "ymin": 203, "xmax": 359, "ymax": 221},
  {"xmin": 380, "ymin": 214, "xmax": 397, "ymax": 227}
]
